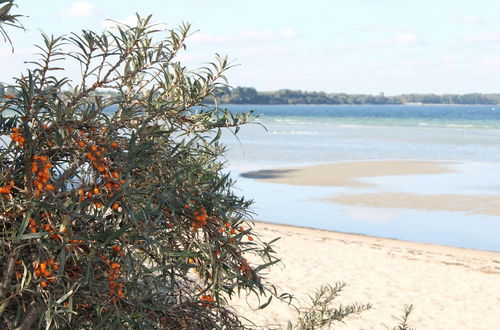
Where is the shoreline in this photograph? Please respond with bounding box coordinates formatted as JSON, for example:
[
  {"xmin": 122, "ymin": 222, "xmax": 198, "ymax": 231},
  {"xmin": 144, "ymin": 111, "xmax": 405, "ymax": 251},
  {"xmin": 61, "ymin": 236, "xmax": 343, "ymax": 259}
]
[{"xmin": 253, "ymin": 220, "xmax": 500, "ymax": 257}]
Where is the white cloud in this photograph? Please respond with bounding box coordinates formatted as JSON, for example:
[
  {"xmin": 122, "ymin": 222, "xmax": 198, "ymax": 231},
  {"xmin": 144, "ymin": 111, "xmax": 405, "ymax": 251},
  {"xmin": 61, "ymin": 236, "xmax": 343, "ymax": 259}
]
[
  {"xmin": 61, "ymin": 1, "xmax": 97, "ymax": 18},
  {"xmin": 482, "ymin": 57, "xmax": 500, "ymax": 68},
  {"xmin": 453, "ymin": 15, "xmax": 482, "ymax": 24},
  {"xmin": 395, "ymin": 33, "xmax": 421, "ymax": 46},
  {"xmin": 451, "ymin": 33, "xmax": 500, "ymax": 45},
  {"xmin": 242, "ymin": 45, "xmax": 289, "ymax": 56},
  {"xmin": 334, "ymin": 33, "xmax": 423, "ymax": 50}
]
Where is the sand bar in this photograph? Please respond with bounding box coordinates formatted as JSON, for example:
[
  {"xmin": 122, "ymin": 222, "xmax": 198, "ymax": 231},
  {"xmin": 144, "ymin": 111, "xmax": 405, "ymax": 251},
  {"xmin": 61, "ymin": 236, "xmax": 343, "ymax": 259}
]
[
  {"xmin": 241, "ymin": 160, "xmax": 500, "ymax": 216},
  {"xmin": 331, "ymin": 192, "xmax": 500, "ymax": 216},
  {"xmin": 233, "ymin": 222, "xmax": 500, "ymax": 329},
  {"xmin": 240, "ymin": 160, "xmax": 455, "ymax": 187}
]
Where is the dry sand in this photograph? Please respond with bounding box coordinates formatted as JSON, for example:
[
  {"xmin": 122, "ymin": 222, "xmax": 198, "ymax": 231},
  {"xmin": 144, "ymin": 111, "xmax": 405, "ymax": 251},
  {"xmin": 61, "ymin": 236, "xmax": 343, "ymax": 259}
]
[{"xmin": 233, "ymin": 222, "xmax": 500, "ymax": 329}]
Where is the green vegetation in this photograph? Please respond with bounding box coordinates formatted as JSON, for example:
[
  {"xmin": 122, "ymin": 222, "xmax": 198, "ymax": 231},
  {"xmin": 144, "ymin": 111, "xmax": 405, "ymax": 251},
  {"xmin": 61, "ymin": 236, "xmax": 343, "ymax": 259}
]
[
  {"xmin": 216, "ymin": 86, "xmax": 500, "ymax": 105},
  {"xmin": 0, "ymin": 3, "xmax": 417, "ymax": 328},
  {"xmin": 0, "ymin": 11, "xmax": 289, "ymax": 328},
  {"xmin": 0, "ymin": 0, "xmax": 23, "ymax": 48}
]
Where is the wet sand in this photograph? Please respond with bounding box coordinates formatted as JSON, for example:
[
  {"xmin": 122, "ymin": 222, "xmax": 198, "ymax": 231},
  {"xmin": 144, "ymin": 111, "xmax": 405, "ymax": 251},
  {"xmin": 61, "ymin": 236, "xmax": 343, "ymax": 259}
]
[{"xmin": 241, "ymin": 160, "xmax": 455, "ymax": 187}]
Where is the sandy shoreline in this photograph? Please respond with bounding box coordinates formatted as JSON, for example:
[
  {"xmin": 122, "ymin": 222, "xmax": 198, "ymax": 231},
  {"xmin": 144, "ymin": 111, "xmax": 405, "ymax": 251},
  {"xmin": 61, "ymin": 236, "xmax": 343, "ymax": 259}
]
[{"xmin": 233, "ymin": 222, "xmax": 500, "ymax": 329}]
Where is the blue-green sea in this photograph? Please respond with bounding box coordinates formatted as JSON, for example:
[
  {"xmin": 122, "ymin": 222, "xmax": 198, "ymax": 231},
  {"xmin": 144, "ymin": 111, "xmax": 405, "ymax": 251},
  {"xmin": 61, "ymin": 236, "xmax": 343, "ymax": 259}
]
[{"xmin": 220, "ymin": 104, "xmax": 500, "ymax": 252}]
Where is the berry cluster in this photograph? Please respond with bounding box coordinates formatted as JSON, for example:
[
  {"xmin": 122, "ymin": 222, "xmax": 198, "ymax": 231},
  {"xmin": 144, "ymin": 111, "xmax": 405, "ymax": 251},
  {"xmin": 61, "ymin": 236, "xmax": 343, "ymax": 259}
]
[
  {"xmin": 34, "ymin": 259, "xmax": 59, "ymax": 289},
  {"xmin": 10, "ymin": 127, "xmax": 25, "ymax": 147},
  {"xmin": 31, "ymin": 155, "xmax": 54, "ymax": 196},
  {"xmin": 0, "ymin": 180, "xmax": 14, "ymax": 200}
]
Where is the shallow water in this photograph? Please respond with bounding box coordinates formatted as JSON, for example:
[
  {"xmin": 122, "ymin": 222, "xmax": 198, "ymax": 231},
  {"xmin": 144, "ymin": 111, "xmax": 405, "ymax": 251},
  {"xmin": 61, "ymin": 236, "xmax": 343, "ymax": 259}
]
[{"xmin": 220, "ymin": 105, "xmax": 500, "ymax": 251}]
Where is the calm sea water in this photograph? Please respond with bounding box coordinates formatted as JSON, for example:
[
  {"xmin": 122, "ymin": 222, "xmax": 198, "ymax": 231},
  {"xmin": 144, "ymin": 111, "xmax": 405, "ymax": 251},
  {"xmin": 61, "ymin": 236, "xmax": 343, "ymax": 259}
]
[{"xmin": 220, "ymin": 105, "xmax": 500, "ymax": 251}]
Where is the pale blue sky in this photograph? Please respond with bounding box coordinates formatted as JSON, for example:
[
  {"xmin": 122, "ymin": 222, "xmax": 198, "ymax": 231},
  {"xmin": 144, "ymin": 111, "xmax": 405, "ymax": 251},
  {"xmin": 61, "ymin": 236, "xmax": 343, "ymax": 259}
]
[{"xmin": 2, "ymin": 0, "xmax": 500, "ymax": 95}]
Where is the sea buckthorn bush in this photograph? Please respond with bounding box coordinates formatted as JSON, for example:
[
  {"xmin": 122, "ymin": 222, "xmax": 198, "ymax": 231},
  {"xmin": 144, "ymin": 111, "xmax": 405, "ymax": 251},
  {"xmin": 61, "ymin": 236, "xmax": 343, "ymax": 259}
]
[{"xmin": 0, "ymin": 13, "xmax": 284, "ymax": 329}]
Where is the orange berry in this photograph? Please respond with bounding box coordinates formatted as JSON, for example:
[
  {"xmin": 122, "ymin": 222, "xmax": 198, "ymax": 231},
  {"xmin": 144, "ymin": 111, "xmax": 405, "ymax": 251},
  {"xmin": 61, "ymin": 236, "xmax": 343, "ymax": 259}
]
[
  {"xmin": 78, "ymin": 189, "xmax": 84, "ymax": 195},
  {"xmin": 40, "ymin": 281, "xmax": 47, "ymax": 288},
  {"xmin": 46, "ymin": 184, "xmax": 55, "ymax": 191},
  {"xmin": 42, "ymin": 124, "xmax": 47, "ymax": 130},
  {"xmin": 225, "ymin": 222, "xmax": 231, "ymax": 229},
  {"xmin": 112, "ymin": 171, "xmax": 119, "ymax": 179},
  {"xmin": 16, "ymin": 272, "xmax": 21, "ymax": 279},
  {"xmin": 230, "ymin": 229, "xmax": 236, "ymax": 235},
  {"xmin": 78, "ymin": 141, "xmax": 85, "ymax": 148},
  {"xmin": 48, "ymin": 277, "xmax": 55, "ymax": 284},
  {"xmin": 111, "ymin": 141, "xmax": 118, "ymax": 148},
  {"xmin": 112, "ymin": 202, "xmax": 119, "ymax": 210},
  {"xmin": 91, "ymin": 145, "xmax": 98, "ymax": 152},
  {"xmin": 248, "ymin": 236, "xmax": 254, "ymax": 241},
  {"xmin": 40, "ymin": 155, "xmax": 48, "ymax": 162},
  {"xmin": 93, "ymin": 188, "xmax": 99, "ymax": 195}
]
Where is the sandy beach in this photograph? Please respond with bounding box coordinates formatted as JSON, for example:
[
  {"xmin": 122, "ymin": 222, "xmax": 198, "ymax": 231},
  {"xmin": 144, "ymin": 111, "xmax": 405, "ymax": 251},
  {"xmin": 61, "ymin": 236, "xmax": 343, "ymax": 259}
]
[
  {"xmin": 234, "ymin": 222, "xmax": 500, "ymax": 329},
  {"xmin": 233, "ymin": 160, "xmax": 500, "ymax": 328}
]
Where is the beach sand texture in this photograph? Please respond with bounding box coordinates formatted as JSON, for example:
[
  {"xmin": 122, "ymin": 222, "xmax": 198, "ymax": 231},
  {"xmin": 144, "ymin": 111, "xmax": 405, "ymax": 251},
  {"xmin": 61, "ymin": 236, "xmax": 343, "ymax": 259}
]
[{"xmin": 233, "ymin": 222, "xmax": 500, "ymax": 329}]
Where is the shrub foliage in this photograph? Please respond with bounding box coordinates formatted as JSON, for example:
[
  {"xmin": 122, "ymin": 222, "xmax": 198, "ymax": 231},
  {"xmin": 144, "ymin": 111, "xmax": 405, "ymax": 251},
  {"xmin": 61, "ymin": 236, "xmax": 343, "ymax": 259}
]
[{"xmin": 0, "ymin": 14, "xmax": 283, "ymax": 329}]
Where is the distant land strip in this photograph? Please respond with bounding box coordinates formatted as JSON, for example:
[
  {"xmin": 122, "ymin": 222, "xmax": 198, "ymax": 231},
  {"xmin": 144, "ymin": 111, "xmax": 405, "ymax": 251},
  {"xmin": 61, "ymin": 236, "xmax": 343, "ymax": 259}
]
[
  {"xmin": 213, "ymin": 86, "xmax": 500, "ymax": 105},
  {"xmin": 2, "ymin": 82, "xmax": 500, "ymax": 105}
]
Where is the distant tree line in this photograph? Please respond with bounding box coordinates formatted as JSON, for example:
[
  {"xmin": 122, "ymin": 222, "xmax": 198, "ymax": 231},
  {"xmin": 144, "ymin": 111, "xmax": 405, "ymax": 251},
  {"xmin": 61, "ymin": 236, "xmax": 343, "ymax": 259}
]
[
  {"xmin": 3, "ymin": 82, "xmax": 499, "ymax": 105},
  {"xmin": 214, "ymin": 86, "xmax": 500, "ymax": 105}
]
